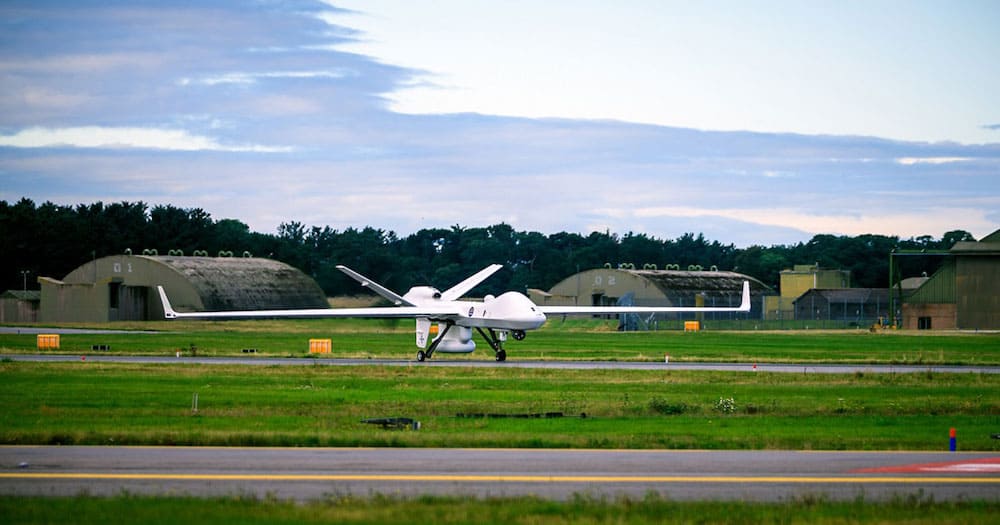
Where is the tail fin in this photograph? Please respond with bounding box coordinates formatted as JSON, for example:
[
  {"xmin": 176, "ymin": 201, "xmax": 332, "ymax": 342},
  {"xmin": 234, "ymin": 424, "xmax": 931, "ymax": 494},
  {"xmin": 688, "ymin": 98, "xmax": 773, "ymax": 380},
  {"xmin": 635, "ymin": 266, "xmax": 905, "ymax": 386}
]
[
  {"xmin": 440, "ymin": 264, "xmax": 503, "ymax": 301},
  {"xmin": 739, "ymin": 281, "xmax": 751, "ymax": 312},
  {"xmin": 335, "ymin": 265, "xmax": 414, "ymax": 306},
  {"xmin": 157, "ymin": 286, "xmax": 179, "ymax": 319}
]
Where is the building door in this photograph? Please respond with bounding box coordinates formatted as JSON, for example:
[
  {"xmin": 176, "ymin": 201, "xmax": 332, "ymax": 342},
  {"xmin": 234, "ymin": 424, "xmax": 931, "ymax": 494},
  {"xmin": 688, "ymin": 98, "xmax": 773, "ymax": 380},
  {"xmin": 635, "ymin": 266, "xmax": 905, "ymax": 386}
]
[
  {"xmin": 119, "ymin": 285, "xmax": 149, "ymax": 321},
  {"xmin": 109, "ymin": 283, "xmax": 149, "ymax": 321}
]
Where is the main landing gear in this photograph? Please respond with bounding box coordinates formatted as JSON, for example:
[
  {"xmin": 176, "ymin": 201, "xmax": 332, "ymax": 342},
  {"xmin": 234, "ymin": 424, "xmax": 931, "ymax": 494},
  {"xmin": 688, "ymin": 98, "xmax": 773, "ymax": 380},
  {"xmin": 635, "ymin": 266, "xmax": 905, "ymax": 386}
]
[
  {"xmin": 414, "ymin": 325, "xmax": 519, "ymax": 363},
  {"xmin": 476, "ymin": 327, "xmax": 508, "ymax": 362},
  {"xmin": 416, "ymin": 322, "xmax": 454, "ymax": 362},
  {"xmin": 417, "ymin": 323, "xmax": 455, "ymax": 363}
]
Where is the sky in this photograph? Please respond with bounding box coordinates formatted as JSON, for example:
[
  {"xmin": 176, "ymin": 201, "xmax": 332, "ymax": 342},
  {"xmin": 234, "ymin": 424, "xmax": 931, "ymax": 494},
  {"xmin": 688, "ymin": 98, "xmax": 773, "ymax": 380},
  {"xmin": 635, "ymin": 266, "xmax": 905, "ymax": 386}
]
[{"xmin": 1, "ymin": 0, "xmax": 998, "ymax": 247}]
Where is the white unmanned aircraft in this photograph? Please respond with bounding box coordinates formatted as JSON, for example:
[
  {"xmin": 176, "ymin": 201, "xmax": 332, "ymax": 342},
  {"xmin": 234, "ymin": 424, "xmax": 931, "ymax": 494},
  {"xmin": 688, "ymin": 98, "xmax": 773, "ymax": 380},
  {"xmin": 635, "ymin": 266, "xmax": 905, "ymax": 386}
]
[{"xmin": 158, "ymin": 264, "xmax": 750, "ymax": 362}]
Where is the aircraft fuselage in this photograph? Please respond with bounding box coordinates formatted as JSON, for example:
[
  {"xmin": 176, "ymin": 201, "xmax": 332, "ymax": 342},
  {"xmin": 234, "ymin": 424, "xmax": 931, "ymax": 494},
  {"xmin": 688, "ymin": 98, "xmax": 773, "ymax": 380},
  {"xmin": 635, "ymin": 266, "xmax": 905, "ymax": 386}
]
[{"xmin": 401, "ymin": 284, "xmax": 545, "ymax": 331}]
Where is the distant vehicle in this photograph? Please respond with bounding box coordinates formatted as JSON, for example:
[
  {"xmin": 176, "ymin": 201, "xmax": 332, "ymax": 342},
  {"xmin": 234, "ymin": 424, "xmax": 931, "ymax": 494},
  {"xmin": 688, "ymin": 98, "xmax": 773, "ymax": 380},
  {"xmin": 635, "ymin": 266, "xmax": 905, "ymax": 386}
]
[{"xmin": 159, "ymin": 264, "xmax": 750, "ymax": 362}]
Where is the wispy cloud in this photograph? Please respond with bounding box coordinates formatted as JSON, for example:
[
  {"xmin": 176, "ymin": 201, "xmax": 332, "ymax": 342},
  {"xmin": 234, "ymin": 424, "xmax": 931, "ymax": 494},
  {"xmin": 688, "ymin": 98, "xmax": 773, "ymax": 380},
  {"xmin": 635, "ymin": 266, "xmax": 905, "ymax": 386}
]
[
  {"xmin": 895, "ymin": 157, "xmax": 971, "ymax": 165},
  {"xmin": 983, "ymin": 124, "xmax": 1000, "ymax": 131},
  {"xmin": 178, "ymin": 69, "xmax": 356, "ymax": 86},
  {"xmin": 632, "ymin": 206, "xmax": 994, "ymax": 239},
  {"xmin": 0, "ymin": 127, "xmax": 292, "ymax": 153}
]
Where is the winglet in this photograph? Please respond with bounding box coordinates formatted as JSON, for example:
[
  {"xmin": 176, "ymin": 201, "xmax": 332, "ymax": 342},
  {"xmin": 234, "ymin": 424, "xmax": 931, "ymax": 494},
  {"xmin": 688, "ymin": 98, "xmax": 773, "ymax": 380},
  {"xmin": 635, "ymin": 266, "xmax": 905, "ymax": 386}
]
[
  {"xmin": 157, "ymin": 285, "xmax": 178, "ymax": 319},
  {"xmin": 739, "ymin": 281, "xmax": 751, "ymax": 312}
]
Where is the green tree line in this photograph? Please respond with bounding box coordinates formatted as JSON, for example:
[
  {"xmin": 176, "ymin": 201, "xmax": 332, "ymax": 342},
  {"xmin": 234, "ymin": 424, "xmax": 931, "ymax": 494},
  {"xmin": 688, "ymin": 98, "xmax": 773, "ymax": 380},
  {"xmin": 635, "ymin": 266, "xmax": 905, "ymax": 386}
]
[{"xmin": 1, "ymin": 198, "xmax": 973, "ymax": 297}]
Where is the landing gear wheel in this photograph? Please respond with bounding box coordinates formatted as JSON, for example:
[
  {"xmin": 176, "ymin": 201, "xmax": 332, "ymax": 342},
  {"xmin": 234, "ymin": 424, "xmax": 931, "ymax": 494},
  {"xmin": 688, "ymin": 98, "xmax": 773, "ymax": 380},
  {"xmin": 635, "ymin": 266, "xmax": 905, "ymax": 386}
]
[
  {"xmin": 495, "ymin": 349, "xmax": 507, "ymax": 362},
  {"xmin": 512, "ymin": 330, "xmax": 526, "ymax": 341},
  {"xmin": 416, "ymin": 350, "xmax": 426, "ymax": 362}
]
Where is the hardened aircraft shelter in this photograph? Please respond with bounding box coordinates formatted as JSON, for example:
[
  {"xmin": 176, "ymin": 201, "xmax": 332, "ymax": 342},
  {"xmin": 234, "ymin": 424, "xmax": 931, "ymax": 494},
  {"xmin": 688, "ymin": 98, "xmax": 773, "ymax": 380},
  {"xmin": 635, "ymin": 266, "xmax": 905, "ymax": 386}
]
[
  {"xmin": 38, "ymin": 255, "xmax": 327, "ymax": 323},
  {"xmin": 531, "ymin": 267, "xmax": 768, "ymax": 326}
]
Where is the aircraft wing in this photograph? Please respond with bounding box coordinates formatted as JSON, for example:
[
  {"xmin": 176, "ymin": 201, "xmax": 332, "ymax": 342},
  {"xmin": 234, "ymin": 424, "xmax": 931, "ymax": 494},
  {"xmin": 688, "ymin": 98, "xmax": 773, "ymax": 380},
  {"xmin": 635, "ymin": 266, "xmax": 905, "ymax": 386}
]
[
  {"xmin": 537, "ymin": 281, "xmax": 752, "ymax": 315},
  {"xmin": 157, "ymin": 286, "xmax": 459, "ymax": 320}
]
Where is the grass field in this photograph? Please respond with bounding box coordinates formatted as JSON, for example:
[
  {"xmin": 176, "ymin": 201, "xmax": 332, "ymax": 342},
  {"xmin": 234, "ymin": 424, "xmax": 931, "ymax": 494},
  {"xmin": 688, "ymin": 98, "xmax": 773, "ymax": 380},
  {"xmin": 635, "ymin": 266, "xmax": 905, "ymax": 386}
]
[
  {"xmin": 2, "ymin": 361, "xmax": 997, "ymax": 450},
  {"xmin": 2, "ymin": 318, "xmax": 1000, "ymax": 364},
  {"xmin": 3, "ymin": 323, "xmax": 998, "ymax": 521},
  {"xmin": 2, "ymin": 493, "xmax": 997, "ymax": 525}
]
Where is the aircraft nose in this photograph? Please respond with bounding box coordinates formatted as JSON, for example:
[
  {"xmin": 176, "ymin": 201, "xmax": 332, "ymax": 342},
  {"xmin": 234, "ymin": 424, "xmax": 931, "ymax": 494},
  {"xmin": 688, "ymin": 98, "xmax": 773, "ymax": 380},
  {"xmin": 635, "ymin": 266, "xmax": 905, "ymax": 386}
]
[{"xmin": 527, "ymin": 309, "xmax": 547, "ymax": 328}]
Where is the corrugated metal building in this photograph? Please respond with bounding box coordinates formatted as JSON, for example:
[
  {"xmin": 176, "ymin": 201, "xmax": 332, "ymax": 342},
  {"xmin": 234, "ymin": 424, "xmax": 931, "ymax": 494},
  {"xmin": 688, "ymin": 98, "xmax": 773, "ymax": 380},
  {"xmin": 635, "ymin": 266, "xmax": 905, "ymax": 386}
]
[
  {"xmin": 529, "ymin": 267, "xmax": 769, "ymax": 322},
  {"xmin": 38, "ymin": 255, "xmax": 327, "ymax": 322},
  {"xmin": 903, "ymin": 229, "xmax": 1000, "ymax": 330}
]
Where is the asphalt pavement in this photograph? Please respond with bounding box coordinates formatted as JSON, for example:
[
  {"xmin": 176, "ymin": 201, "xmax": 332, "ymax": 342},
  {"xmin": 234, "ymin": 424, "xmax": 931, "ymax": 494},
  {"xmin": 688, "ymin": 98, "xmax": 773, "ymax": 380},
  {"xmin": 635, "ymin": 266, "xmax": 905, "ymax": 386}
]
[{"xmin": 1, "ymin": 446, "xmax": 997, "ymax": 501}]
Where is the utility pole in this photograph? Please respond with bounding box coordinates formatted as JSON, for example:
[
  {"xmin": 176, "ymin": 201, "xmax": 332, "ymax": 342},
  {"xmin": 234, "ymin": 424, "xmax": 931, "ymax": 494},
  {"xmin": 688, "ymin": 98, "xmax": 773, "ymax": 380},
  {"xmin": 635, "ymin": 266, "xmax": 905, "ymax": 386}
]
[{"xmin": 20, "ymin": 270, "xmax": 30, "ymax": 292}]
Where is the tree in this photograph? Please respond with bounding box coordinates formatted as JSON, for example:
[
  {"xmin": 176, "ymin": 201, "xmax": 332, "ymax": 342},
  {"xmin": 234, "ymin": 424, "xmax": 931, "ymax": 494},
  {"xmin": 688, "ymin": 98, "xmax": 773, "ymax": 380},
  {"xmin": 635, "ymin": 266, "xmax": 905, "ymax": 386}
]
[{"xmin": 1, "ymin": 197, "xmax": 986, "ymax": 297}]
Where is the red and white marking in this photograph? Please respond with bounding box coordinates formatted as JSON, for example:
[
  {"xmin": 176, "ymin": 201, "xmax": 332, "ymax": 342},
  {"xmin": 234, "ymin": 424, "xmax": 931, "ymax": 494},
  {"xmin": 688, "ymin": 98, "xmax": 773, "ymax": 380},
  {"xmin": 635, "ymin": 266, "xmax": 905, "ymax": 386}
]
[{"xmin": 855, "ymin": 457, "xmax": 1000, "ymax": 474}]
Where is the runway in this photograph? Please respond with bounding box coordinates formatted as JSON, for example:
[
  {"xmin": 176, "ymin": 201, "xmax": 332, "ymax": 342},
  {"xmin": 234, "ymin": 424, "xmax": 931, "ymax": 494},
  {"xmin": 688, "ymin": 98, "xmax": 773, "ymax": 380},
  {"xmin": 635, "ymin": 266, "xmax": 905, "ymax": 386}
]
[
  {"xmin": 6, "ymin": 354, "xmax": 1000, "ymax": 374},
  {"xmin": 1, "ymin": 446, "xmax": 997, "ymax": 501}
]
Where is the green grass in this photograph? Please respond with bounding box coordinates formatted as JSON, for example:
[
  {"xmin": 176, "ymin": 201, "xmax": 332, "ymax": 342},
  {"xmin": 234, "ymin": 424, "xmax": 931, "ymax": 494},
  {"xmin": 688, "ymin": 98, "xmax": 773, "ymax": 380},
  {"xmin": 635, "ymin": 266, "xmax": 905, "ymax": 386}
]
[
  {"xmin": 2, "ymin": 318, "xmax": 999, "ymax": 364},
  {"xmin": 2, "ymin": 362, "xmax": 997, "ymax": 450},
  {"xmin": 1, "ymin": 494, "xmax": 997, "ymax": 524}
]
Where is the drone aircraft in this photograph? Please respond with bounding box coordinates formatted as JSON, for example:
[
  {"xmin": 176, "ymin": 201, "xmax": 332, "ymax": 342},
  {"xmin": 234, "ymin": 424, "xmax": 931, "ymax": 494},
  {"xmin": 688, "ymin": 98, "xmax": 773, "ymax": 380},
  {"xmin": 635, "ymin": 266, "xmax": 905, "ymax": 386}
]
[{"xmin": 158, "ymin": 264, "xmax": 751, "ymax": 362}]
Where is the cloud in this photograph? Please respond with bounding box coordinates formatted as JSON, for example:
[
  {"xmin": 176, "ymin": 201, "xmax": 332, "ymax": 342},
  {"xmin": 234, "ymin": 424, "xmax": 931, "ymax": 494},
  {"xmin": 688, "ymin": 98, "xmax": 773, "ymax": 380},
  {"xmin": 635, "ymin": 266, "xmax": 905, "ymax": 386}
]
[
  {"xmin": 895, "ymin": 157, "xmax": 971, "ymax": 165},
  {"xmin": 178, "ymin": 69, "xmax": 356, "ymax": 86},
  {"xmin": 0, "ymin": 53, "xmax": 167, "ymax": 74},
  {"xmin": 0, "ymin": 127, "xmax": 292, "ymax": 153},
  {"xmin": 983, "ymin": 124, "xmax": 1000, "ymax": 131},
  {"xmin": 632, "ymin": 206, "xmax": 995, "ymax": 240},
  {"xmin": 2, "ymin": 2, "xmax": 998, "ymax": 248}
]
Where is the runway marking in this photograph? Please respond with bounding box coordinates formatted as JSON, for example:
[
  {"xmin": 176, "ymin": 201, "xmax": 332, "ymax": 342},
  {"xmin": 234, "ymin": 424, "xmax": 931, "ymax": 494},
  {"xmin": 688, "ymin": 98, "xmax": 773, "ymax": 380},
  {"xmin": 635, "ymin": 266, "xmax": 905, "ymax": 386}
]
[
  {"xmin": 855, "ymin": 457, "xmax": 1000, "ymax": 474},
  {"xmin": 3, "ymin": 473, "xmax": 998, "ymax": 484}
]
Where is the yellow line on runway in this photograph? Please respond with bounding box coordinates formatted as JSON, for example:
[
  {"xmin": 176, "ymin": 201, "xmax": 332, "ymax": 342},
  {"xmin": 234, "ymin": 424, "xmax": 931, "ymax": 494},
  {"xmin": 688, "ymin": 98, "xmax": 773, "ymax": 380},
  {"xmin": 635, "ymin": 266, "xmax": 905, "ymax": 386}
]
[{"xmin": 2, "ymin": 473, "xmax": 998, "ymax": 484}]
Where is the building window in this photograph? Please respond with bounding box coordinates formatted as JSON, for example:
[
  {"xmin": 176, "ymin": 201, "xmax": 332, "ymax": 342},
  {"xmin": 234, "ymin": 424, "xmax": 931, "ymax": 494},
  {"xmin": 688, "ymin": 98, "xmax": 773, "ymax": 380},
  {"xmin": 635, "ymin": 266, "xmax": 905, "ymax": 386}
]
[{"xmin": 918, "ymin": 316, "xmax": 932, "ymax": 330}]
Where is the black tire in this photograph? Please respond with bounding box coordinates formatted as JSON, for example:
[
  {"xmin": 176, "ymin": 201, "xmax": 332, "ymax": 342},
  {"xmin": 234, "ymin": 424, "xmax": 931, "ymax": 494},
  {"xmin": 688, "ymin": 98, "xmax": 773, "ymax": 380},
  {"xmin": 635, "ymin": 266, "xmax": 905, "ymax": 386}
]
[
  {"xmin": 495, "ymin": 349, "xmax": 507, "ymax": 362},
  {"xmin": 416, "ymin": 350, "xmax": 426, "ymax": 362}
]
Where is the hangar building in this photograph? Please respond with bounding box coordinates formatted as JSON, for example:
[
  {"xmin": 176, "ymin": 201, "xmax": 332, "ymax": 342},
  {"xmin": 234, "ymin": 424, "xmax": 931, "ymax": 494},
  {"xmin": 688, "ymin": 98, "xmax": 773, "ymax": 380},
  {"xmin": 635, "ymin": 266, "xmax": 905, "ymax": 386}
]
[
  {"xmin": 903, "ymin": 229, "xmax": 1000, "ymax": 330},
  {"xmin": 38, "ymin": 255, "xmax": 327, "ymax": 322},
  {"xmin": 529, "ymin": 267, "xmax": 769, "ymax": 324}
]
